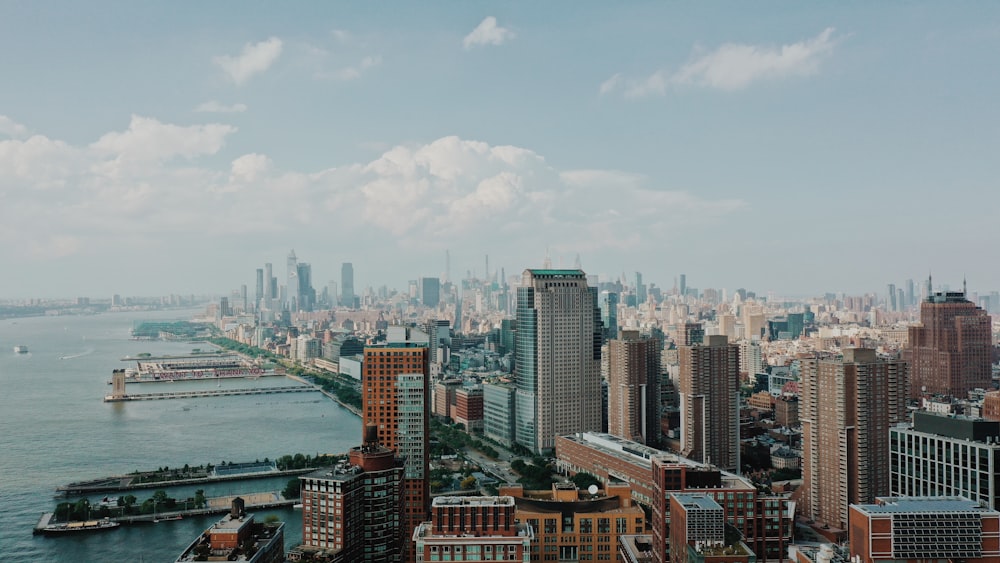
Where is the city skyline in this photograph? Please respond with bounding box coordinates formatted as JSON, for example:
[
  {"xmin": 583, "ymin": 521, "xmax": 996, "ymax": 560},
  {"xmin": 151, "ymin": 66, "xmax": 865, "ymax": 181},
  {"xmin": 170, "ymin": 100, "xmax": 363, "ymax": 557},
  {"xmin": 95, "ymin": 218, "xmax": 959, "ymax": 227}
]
[{"xmin": 3, "ymin": 4, "xmax": 1000, "ymax": 298}]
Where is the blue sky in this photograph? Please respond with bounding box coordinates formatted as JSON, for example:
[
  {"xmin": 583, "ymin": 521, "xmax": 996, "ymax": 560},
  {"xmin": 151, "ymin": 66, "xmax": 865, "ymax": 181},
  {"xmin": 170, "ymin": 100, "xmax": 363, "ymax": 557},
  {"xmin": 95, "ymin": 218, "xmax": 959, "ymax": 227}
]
[{"xmin": 1, "ymin": 3, "xmax": 998, "ymax": 298}]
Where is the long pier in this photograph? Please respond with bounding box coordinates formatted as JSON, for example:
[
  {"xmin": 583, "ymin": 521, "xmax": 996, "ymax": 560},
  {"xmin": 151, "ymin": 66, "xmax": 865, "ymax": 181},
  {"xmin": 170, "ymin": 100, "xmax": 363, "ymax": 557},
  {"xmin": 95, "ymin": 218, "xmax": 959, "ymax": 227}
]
[
  {"xmin": 104, "ymin": 385, "xmax": 317, "ymax": 402},
  {"xmin": 57, "ymin": 467, "xmax": 315, "ymax": 496}
]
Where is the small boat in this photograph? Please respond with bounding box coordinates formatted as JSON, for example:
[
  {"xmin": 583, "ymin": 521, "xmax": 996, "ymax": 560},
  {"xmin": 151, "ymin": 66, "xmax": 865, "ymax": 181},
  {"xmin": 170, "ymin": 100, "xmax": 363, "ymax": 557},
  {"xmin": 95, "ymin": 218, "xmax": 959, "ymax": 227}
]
[{"xmin": 14, "ymin": 345, "xmax": 28, "ymax": 354}]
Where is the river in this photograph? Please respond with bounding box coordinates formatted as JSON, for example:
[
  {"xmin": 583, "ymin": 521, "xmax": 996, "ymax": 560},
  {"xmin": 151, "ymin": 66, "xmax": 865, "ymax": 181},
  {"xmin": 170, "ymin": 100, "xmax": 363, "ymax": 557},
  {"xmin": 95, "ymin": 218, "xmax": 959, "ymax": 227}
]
[{"xmin": 0, "ymin": 308, "xmax": 361, "ymax": 562}]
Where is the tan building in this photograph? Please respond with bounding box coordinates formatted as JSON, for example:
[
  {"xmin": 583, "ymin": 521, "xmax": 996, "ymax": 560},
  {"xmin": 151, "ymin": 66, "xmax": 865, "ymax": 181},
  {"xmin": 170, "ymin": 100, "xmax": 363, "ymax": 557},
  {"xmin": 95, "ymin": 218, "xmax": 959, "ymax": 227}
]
[
  {"xmin": 500, "ymin": 482, "xmax": 644, "ymax": 562},
  {"xmin": 515, "ymin": 269, "xmax": 603, "ymax": 454},
  {"xmin": 678, "ymin": 335, "xmax": 740, "ymax": 472},
  {"xmin": 800, "ymin": 349, "xmax": 908, "ymax": 530},
  {"xmin": 609, "ymin": 330, "xmax": 662, "ymax": 446}
]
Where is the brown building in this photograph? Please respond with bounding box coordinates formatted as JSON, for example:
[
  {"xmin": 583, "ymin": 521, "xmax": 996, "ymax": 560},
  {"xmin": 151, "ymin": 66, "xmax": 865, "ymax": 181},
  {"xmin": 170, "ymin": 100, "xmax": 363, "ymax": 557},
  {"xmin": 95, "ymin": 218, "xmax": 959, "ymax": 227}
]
[
  {"xmin": 848, "ymin": 497, "xmax": 1000, "ymax": 563},
  {"xmin": 678, "ymin": 335, "xmax": 740, "ymax": 472},
  {"xmin": 608, "ymin": 330, "xmax": 662, "ymax": 446},
  {"xmin": 500, "ymin": 482, "xmax": 645, "ymax": 562},
  {"xmin": 669, "ymin": 493, "xmax": 755, "ymax": 563},
  {"xmin": 651, "ymin": 456, "xmax": 791, "ymax": 563},
  {"xmin": 773, "ymin": 396, "xmax": 799, "ymax": 428},
  {"xmin": 984, "ymin": 391, "xmax": 1000, "ymax": 421},
  {"xmin": 433, "ymin": 378, "xmax": 462, "ymax": 420},
  {"xmin": 363, "ymin": 330, "xmax": 430, "ymax": 562},
  {"xmin": 293, "ymin": 427, "xmax": 406, "ymax": 562},
  {"xmin": 176, "ymin": 498, "xmax": 285, "ymax": 563},
  {"xmin": 412, "ymin": 496, "xmax": 533, "ymax": 562},
  {"xmin": 454, "ymin": 386, "xmax": 484, "ymax": 432},
  {"xmin": 558, "ymin": 433, "xmax": 790, "ymax": 563},
  {"xmin": 800, "ymin": 348, "xmax": 908, "ymax": 531},
  {"xmin": 907, "ymin": 283, "xmax": 992, "ymax": 398}
]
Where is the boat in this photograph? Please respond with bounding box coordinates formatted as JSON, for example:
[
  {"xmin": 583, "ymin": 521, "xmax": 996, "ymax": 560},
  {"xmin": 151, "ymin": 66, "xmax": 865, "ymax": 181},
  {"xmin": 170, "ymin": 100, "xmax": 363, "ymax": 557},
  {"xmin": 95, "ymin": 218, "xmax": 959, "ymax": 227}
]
[
  {"xmin": 42, "ymin": 519, "xmax": 121, "ymax": 535},
  {"xmin": 14, "ymin": 345, "xmax": 28, "ymax": 354}
]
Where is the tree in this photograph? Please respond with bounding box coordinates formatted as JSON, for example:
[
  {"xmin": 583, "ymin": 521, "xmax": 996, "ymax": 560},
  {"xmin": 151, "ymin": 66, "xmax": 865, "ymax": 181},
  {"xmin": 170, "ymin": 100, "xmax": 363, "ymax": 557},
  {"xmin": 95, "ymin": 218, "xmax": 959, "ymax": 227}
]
[
  {"xmin": 194, "ymin": 489, "xmax": 206, "ymax": 509},
  {"xmin": 460, "ymin": 476, "xmax": 477, "ymax": 490},
  {"xmin": 281, "ymin": 478, "xmax": 301, "ymax": 500},
  {"xmin": 569, "ymin": 472, "xmax": 602, "ymax": 491}
]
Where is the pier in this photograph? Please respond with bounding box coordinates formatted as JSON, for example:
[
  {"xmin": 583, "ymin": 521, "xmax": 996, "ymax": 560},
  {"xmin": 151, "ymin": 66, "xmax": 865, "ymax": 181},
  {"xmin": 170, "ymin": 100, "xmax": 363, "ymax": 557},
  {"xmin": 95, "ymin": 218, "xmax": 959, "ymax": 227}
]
[
  {"xmin": 57, "ymin": 467, "xmax": 315, "ymax": 495},
  {"xmin": 103, "ymin": 385, "xmax": 318, "ymax": 402}
]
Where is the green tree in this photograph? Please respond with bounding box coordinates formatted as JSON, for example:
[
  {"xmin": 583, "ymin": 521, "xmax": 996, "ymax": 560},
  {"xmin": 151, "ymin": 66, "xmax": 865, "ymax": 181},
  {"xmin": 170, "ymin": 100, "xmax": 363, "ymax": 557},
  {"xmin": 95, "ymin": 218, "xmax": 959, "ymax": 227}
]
[
  {"xmin": 194, "ymin": 489, "xmax": 206, "ymax": 509},
  {"xmin": 281, "ymin": 478, "xmax": 301, "ymax": 500},
  {"xmin": 460, "ymin": 476, "xmax": 478, "ymax": 490},
  {"xmin": 569, "ymin": 472, "xmax": 602, "ymax": 491}
]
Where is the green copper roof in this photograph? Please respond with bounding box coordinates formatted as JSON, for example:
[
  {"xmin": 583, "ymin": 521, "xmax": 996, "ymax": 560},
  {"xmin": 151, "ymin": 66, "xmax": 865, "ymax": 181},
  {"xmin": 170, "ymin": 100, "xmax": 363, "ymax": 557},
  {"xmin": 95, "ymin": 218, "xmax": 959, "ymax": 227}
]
[{"xmin": 527, "ymin": 269, "xmax": 585, "ymax": 276}]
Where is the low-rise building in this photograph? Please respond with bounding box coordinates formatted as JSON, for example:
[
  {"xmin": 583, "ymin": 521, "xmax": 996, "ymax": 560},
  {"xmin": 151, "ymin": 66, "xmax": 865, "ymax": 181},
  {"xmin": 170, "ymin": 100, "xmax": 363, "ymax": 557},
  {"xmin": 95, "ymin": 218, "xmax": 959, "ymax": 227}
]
[
  {"xmin": 175, "ymin": 499, "xmax": 284, "ymax": 563},
  {"xmin": 412, "ymin": 496, "xmax": 533, "ymax": 562}
]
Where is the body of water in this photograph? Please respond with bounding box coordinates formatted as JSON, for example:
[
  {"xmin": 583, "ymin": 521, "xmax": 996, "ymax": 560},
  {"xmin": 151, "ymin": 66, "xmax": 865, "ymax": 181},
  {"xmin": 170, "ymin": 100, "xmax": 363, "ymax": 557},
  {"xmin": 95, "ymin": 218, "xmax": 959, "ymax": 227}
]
[{"xmin": 0, "ymin": 309, "xmax": 360, "ymax": 562}]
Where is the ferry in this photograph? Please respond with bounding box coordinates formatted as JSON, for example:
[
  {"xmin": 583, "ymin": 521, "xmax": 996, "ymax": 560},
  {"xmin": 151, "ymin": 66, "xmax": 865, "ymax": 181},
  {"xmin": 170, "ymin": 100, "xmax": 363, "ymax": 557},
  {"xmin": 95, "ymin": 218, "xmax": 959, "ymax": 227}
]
[
  {"xmin": 41, "ymin": 519, "xmax": 120, "ymax": 535},
  {"xmin": 14, "ymin": 345, "xmax": 28, "ymax": 354}
]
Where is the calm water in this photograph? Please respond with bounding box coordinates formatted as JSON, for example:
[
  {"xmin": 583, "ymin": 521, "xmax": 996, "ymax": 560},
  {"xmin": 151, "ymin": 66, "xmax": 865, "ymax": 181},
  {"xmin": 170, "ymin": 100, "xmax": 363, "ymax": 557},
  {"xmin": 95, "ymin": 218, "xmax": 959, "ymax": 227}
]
[{"xmin": 0, "ymin": 309, "xmax": 360, "ymax": 562}]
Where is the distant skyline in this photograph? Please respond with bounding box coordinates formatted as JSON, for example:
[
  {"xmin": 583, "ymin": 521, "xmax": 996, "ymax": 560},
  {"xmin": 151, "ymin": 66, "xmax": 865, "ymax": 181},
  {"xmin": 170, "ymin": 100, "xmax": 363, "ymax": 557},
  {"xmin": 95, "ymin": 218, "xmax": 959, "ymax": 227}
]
[{"xmin": 2, "ymin": 3, "xmax": 999, "ymax": 298}]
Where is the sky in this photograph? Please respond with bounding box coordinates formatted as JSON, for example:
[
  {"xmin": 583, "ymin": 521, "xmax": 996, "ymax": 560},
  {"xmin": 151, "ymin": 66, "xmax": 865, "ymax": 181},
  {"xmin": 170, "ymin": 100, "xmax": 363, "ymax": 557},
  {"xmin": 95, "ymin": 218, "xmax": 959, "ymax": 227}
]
[{"xmin": 1, "ymin": 3, "xmax": 999, "ymax": 299}]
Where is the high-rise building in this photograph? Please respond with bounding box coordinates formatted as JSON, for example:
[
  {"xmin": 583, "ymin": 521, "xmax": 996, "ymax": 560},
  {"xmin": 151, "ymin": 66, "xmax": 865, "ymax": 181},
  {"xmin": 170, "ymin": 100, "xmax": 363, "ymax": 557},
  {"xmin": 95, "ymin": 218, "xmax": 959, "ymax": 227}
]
[
  {"xmin": 297, "ymin": 262, "xmax": 314, "ymax": 312},
  {"xmin": 420, "ymin": 277, "xmax": 440, "ymax": 308},
  {"xmin": 514, "ymin": 269, "xmax": 602, "ymax": 454},
  {"xmin": 287, "ymin": 249, "xmax": 298, "ymax": 311},
  {"xmin": 738, "ymin": 340, "xmax": 762, "ymax": 376},
  {"xmin": 907, "ymin": 280, "xmax": 992, "ymax": 398},
  {"xmin": 608, "ymin": 330, "xmax": 662, "ymax": 446},
  {"xmin": 264, "ymin": 262, "xmax": 273, "ymax": 309},
  {"xmin": 295, "ymin": 425, "xmax": 405, "ymax": 562},
  {"xmin": 800, "ymin": 348, "xmax": 908, "ymax": 529},
  {"xmin": 890, "ymin": 411, "xmax": 1000, "ymax": 509},
  {"xmin": 255, "ymin": 268, "xmax": 264, "ymax": 309},
  {"xmin": 887, "ymin": 283, "xmax": 897, "ymax": 312},
  {"xmin": 636, "ymin": 271, "xmax": 646, "ymax": 305},
  {"xmin": 341, "ymin": 263, "xmax": 355, "ymax": 308},
  {"xmin": 599, "ymin": 291, "xmax": 619, "ymax": 341},
  {"xmin": 678, "ymin": 335, "xmax": 740, "ymax": 472},
  {"xmin": 679, "ymin": 274, "xmax": 687, "ymax": 297},
  {"xmin": 363, "ymin": 327, "xmax": 430, "ymax": 561}
]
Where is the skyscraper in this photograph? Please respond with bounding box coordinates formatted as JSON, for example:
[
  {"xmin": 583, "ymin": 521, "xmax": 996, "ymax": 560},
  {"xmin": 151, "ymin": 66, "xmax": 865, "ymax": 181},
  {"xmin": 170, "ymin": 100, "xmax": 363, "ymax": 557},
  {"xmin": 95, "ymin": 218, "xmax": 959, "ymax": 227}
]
[
  {"xmin": 598, "ymin": 291, "xmax": 619, "ymax": 340},
  {"xmin": 264, "ymin": 262, "xmax": 273, "ymax": 309},
  {"xmin": 296, "ymin": 262, "xmax": 314, "ymax": 312},
  {"xmin": 800, "ymin": 348, "xmax": 908, "ymax": 529},
  {"xmin": 286, "ymin": 250, "xmax": 298, "ymax": 311},
  {"xmin": 255, "ymin": 268, "xmax": 264, "ymax": 310},
  {"xmin": 679, "ymin": 273, "xmax": 687, "ymax": 297},
  {"xmin": 678, "ymin": 334, "xmax": 740, "ymax": 472},
  {"xmin": 341, "ymin": 262, "xmax": 355, "ymax": 308},
  {"xmin": 362, "ymin": 327, "xmax": 430, "ymax": 562},
  {"xmin": 907, "ymin": 279, "xmax": 992, "ymax": 398},
  {"xmin": 514, "ymin": 269, "xmax": 602, "ymax": 455},
  {"xmin": 420, "ymin": 277, "xmax": 440, "ymax": 308},
  {"xmin": 608, "ymin": 330, "xmax": 662, "ymax": 446},
  {"xmin": 635, "ymin": 271, "xmax": 646, "ymax": 305}
]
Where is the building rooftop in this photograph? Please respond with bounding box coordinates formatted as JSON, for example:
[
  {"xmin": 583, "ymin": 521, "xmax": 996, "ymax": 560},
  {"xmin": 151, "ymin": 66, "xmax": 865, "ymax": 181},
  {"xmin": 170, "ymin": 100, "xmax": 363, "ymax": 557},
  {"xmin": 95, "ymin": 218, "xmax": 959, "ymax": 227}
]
[
  {"xmin": 526, "ymin": 269, "xmax": 586, "ymax": 277},
  {"xmin": 432, "ymin": 495, "xmax": 514, "ymax": 508},
  {"xmin": 857, "ymin": 496, "xmax": 997, "ymax": 514},
  {"xmin": 672, "ymin": 493, "xmax": 723, "ymax": 511}
]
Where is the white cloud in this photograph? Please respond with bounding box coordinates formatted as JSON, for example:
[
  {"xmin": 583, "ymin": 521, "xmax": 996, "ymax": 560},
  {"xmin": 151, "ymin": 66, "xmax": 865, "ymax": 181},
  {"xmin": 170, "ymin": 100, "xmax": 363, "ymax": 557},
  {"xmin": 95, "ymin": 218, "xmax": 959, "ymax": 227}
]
[
  {"xmin": 0, "ymin": 115, "xmax": 29, "ymax": 138},
  {"xmin": 90, "ymin": 115, "xmax": 235, "ymax": 165},
  {"xmin": 674, "ymin": 27, "xmax": 837, "ymax": 90},
  {"xmin": 213, "ymin": 37, "xmax": 283, "ymax": 85},
  {"xmin": 195, "ymin": 101, "xmax": 248, "ymax": 113},
  {"xmin": 602, "ymin": 28, "xmax": 838, "ymax": 97},
  {"xmin": 463, "ymin": 16, "xmax": 515, "ymax": 49},
  {"xmin": 330, "ymin": 54, "xmax": 382, "ymax": 81},
  {"xmin": 0, "ymin": 119, "xmax": 745, "ymax": 281}
]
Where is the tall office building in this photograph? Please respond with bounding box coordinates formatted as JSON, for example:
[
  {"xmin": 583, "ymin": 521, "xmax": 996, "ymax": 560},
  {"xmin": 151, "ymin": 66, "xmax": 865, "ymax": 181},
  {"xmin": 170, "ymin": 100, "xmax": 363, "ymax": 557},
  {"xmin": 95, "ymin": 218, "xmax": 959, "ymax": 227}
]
[
  {"xmin": 907, "ymin": 280, "xmax": 992, "ymax": 398},
  {"xmin": 341, "ymin": 262, "xmax": 355, "ymax": 308},
  {"xmin": 255, "ymin": 268, "xmax": 264, "ymax": 310},
  {"xmin": 362, "ymin": 327, "xmax": 430, "ymax": 562},
  {"xmin": 608, "ymin": 330, "xmax": 662, "ymax": 446},
  {"xmin": 887, "ymin": 283, "xmax": 897, "ymax": 312},
  {"xmin": 264, "ymin": 262, "xmax": 273, "ymax": 309},
  {"xmin": 678, "ymin": 335, "xmax": 740, "ymax": 472},
  {"xmin": 679, "ymin": 274, "xmax": 687, "ymax": 297},
  {"xmin": 800, "ymin": 348, "xmax": 908, "ymax": 529},
  {"xmin": 635, "ymin": 271, "xmax": 646, "ymax": 305},
  {"xmin": 287, "ymin": 249, "xmax": 298, "ymax": 311},
  {"xmin": 599, "ymin": 291, "xmax": 619, "ymax": 341},
  {"xmin": 420, "ymin": 277, "xmax": 440, "ymax": 308},
  {"xmin": 514, "ymin": 269, "xmax": 602, "ymax": 455}
]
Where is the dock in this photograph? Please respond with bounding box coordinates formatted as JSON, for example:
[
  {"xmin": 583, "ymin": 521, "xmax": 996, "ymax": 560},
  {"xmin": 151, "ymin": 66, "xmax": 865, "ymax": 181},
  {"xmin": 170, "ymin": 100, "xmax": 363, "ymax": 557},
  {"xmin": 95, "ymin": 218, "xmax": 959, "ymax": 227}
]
[
  {"xmin": 104, "ymin": 385, "xmax": 318, "ymax": 402},
  {"xmin": 57, "ymin": 467, "xmax": 315, "ymax": 495}
]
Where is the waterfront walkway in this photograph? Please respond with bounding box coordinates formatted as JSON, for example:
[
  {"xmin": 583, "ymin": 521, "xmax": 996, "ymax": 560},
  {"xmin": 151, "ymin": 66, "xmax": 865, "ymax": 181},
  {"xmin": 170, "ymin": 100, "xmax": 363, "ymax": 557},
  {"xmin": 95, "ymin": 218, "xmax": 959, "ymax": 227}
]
[
  {"xmin": 104, "ymin": 385, "xmax": 317, "ymax": 402},
  {"xmin": 285, "ymin": 374, "xmax": 361, "ymax": 417},
  {"xmin": 57, "ymin": 467, "xmax": 314, "ymax": 495}
]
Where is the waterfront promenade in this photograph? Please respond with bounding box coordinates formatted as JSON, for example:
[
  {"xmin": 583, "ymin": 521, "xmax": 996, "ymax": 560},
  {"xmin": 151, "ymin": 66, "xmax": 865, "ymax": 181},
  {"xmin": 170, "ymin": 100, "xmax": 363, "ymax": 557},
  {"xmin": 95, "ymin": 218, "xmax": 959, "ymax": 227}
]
[{"xmin": 57, "ymin": 467, "xmax": 315, "ymax": 495}]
